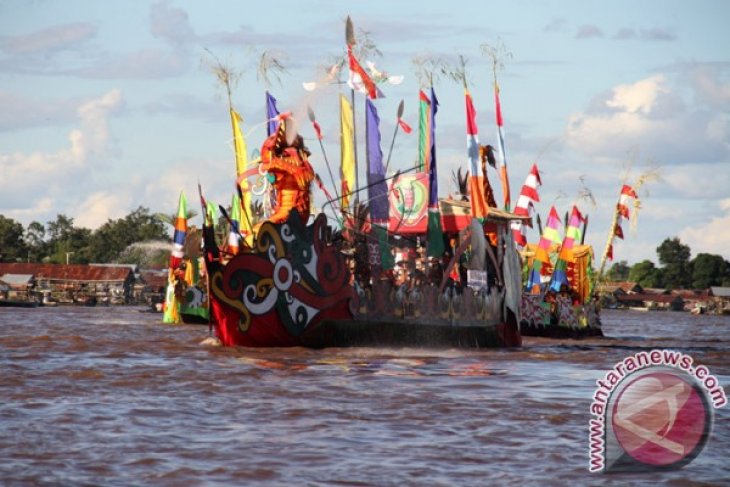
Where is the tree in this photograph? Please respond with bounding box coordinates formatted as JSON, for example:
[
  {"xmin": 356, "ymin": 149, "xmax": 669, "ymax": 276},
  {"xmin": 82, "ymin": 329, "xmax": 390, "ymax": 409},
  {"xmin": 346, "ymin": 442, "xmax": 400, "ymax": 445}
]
[
  {"xmin": 25, "ymin": 221, "xmax": 47, "ymax": 262},
  {"xmin": 629, "ymin": 260, "xmax": 664, "ymax": 288},
  {"xmin": 607, "ymin": 260, "xmax": 631, "ymax": 281},
  {"xmin": 0, "ymin": 215, "xmax": 28, "ymax": 262},
  {"xmin": 86, "ymin": 206, "xmax": 169, "ymax": 263},
  {"xmin": 45, "ymin": 214, "xmax": 92, "ymax": 264},
  {"xmin": 656, "ymin": 237, "xmax": 692, "ymax": 289},
  {"xmin": 691, "ymin": 253, "xmax": 729, "ymax": 289}
]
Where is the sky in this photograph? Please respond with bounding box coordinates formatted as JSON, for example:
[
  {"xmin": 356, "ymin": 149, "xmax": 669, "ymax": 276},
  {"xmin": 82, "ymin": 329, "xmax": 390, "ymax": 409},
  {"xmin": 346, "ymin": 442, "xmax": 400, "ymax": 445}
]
[{"xmin": 1, "ymin": 0, "xmax": 729, "ymax": 265}]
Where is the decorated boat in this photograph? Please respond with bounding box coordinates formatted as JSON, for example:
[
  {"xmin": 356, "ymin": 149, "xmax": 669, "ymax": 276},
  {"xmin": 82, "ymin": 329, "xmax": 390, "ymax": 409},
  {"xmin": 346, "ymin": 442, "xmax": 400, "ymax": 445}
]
[{"xmin": 202, "ymin": 113, "xmax": 525, "ymax": 348}]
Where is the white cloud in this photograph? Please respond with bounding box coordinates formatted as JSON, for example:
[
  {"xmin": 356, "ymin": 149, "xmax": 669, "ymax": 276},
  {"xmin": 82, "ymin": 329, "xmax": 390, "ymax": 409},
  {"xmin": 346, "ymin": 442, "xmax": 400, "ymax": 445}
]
[
  {"xmin": 0, "ymin": 90, "xmax": 123, "ymax": 224},
  {"xmin": 565, "ymin": 73, "xmax": 729, "ymax": 167},
  {"xmin": 72, "ymin": 192, "xmax": 131, "ymax": 229},
  {"xmin": 679, "ymin": 198, "xmax": 730, "ymax": 258},
  {"xmin": 606, "ymin": 75, "xmax": 667, "ymax": 114}
]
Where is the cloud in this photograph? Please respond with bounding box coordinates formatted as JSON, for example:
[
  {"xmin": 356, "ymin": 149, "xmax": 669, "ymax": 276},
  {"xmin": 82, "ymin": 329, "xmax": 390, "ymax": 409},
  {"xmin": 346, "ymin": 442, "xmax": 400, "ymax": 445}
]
[
  {"xmin": 688, "ymin": 64, "xmax": 730, "ymax": 108},
  {"xmin": 72, "ymin": 48, "xmax": 189, "ymax": 79},
  {"xmin": 72, "ymin": 192, "xmax": 132, "ymax": 228},
  {"xmin": 150, "ymin": 1, "xmax": 197, "ymax": 47},
  {"xmin": 613, "ymin": 27, "xmax": 676, "ymax": 41},
  {"xmin": 565, "ymin": 74, "xmax": 730, "ymax": 168},
  {"xmin": 0, "ymin": 22, "xmax": 96, "ymax": 55},
  {"xmin": 575, "ymin": 25, "xmax": 604, "ymax": 39},
  {"xmin": 679, "ymin": 198, "xmax": 730, "ymax": 258},
  {"xmin": 142, "ymin": 93, "xmax": 221, "ymax": 122},
  {"xmin": 0, "ymin": 90, "xmax": 123, "ymax": 224},
  {"xmin": 606, "ymin": 75, "xmax": 669, "ymax": 114},
  {"xmin": 0, "ymin": 91, "xmax": 79, "ymax": 131}
]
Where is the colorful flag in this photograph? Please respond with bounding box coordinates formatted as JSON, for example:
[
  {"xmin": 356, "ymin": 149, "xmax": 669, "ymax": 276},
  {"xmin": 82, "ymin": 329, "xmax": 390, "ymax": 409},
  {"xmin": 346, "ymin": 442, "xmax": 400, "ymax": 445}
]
[
  {"xmin": 426, "ymin": 87, "xmax": 445, "ymax": 258},
  {"xmin": 526, "ymin": 206, "xmax": 561, "ymax": 293},
  {"xmin": 339, "ymin": 94, "xmax": 356, "ymax": 209},
  {"xmin": 347, "ymin": 46, "xmax": 379, "ymax": 99},
  {"xmin": 227, "ymin": 193, "xmax": 241, "ymax": 255},
  {"xmin": 550, "ymin": 205, "xmax": 585, "ymax": 292},
  {"xmin": 266, "ymin": 91, "xmax": 280, "ymax": 137},
  {"xmin": 365, "ymin": 99, "xmax": 393, "ymax": 271},
  {"xmin": 510, "ymin": 164, "xmax": 542, "ymax": 246},
  {"xmin": 397, "ymin": 118, "xmax": 412, "ymax": 134},
  {"xmin": 365, "ymin": 99, "xmax": 389, "ymax": 223},
  {"xmin": 417, "ymin": 90, "xmax": 431, "ymax": 172},
  {"xmin": 169, "ymin": 191, "xmax": 187, "ymax": 270},
  {"xmin": 602, "ymin": 184, "xmax": 638, "ymax": 265},
  {"xmin": 465, "ymin": 90, "xmax": 489, "ymax": 221},
  {"xmin": 230, "ymin": 108, "xmax": 252, "ymax": 238},
  {"xmin": 617, "ymin": 184, "xmax": 637, "ymax": 219},
  {"xmin": 494, "ymin": 81, "xmax": 512, "ymax": 211}
]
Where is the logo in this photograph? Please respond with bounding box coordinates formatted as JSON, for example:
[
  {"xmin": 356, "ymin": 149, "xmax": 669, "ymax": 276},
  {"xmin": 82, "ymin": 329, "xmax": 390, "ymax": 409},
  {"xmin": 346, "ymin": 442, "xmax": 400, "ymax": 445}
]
[
  {"xmin": 608, "ymin": 369, "xmax": 711, "ymax": 471},
  {"xmin": 589, "ymin": 350, "xmax": 726, "ymax": 473}
]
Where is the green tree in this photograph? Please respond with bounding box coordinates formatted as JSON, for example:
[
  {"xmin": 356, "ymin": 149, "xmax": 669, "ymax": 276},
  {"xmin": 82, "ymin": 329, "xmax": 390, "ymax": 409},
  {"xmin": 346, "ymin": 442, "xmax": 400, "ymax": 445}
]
[
  {"xmin": 86, "ymin": 206, "xmax": 169, "ymax": 263},
  {"xmin": 629, "ymin": 259, "xmax": 664, "ymax": 288},
  {"xmin": 691, "ymin": 253, "xmax": 729, "ymax": 289},
  {"xmin": 0, "ymin": 215, "xmax": 29, "ymax": 262},
  {"xmin": 45, "ymin": 214, "xmax": 92, "ymax": 264},
  {"xmin": 656, "ymin": 237, "xmax": 692, "ymax": 289},
  {"xmin": 24, "ymin": 221, "xmax": 47, "ymax": 262},
  {"xmin": 607, "ymin": 260, "xmax": 631, "ymax": 281}
]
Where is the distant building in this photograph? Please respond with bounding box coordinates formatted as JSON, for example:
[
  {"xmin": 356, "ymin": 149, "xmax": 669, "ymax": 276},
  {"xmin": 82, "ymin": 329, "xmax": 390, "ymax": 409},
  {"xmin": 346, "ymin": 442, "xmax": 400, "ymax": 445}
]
[{"xmin": 0, "ymin": 263, "xmax": 134, "ymax": 304}]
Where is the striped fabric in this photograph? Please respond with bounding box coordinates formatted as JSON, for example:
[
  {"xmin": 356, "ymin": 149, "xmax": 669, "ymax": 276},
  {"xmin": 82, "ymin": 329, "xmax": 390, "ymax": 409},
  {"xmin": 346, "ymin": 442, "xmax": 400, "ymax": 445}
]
[{"xmin": 510, "ymin": 164, "xmax": 541, "ymax": 246}]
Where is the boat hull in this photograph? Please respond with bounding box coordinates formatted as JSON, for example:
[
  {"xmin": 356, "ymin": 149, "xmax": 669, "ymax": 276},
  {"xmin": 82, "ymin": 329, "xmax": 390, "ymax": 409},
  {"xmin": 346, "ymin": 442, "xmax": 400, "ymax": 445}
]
[{"xmin": 204, "ymin": 212, "xmax": 521, "ymax": 349}]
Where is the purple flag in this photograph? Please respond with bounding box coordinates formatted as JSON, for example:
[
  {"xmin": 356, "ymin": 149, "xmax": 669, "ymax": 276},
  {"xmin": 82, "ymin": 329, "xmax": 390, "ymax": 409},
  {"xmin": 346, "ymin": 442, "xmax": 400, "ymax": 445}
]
[
  {"xmin": 266, "ymin": 91, "xmax": 280, "ymax": 136},
  {"xmin": 365, "ymin": 99, "xmax": 388, "ymax": 223},
  {"xmin": 428, "ymin": 87, "xmax": 439, "ymax": 209}
]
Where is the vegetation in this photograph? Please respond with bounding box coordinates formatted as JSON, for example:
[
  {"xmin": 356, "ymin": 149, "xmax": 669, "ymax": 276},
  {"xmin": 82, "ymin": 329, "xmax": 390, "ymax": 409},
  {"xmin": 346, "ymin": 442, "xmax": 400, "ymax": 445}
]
[
  {"xmin": 607, "ymin": 237, "xmax": 730, "ymax": 289},
  {"xmin": 0, "ymin": 207, "xmax": 169, "ymax": 267},
  {"xmin": 2, "ymin": 209, "xmax": 730, "ymax": 290}
]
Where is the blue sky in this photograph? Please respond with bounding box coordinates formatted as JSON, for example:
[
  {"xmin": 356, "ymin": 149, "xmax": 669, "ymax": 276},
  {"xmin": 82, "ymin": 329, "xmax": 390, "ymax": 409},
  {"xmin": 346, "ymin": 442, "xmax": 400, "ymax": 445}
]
[{"xmin": 1, "ymin": 0, "xmax": 729, "ymax": 264}]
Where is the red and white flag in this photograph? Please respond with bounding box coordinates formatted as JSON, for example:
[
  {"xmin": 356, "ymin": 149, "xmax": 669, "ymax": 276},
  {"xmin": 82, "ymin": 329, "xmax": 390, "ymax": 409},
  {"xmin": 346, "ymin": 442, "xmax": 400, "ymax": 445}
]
[
  {"xmin": 510, "ymin": 163, "xmax": 541, "ymax": 247},
  {"xmin": 347, "ymin": 46, "xmax": 380, "ymax": 99}
]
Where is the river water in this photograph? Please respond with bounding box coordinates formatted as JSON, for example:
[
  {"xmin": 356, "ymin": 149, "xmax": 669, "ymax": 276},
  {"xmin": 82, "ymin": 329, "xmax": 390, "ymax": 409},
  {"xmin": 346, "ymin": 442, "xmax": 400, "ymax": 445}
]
[{"xmin": 1, "ymin": 306, "xmax": 728, "ymax": 486}]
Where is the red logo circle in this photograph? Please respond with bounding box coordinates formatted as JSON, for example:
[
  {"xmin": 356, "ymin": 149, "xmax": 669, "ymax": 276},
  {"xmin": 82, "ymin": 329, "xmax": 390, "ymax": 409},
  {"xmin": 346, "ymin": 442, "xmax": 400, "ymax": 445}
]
[{"xmin": 611, "ymin": 371, "xmax": 709, "ymax": 467}]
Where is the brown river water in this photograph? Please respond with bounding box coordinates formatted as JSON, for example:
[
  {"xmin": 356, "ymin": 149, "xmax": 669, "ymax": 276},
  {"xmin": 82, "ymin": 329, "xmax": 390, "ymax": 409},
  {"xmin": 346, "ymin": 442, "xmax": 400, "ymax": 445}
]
[{"xmin": 1, "ymin": 306, "xmax": 728, "ymax": 486}]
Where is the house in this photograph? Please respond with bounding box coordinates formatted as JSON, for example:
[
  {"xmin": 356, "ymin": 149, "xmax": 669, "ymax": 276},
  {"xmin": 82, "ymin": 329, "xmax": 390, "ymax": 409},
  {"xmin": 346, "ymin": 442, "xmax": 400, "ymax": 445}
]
[
  {"xmin": 0, "ymin": 273, "xmax": 35, "ymax": 301},
  {"xmin": 709, "ymin": 287, "xmax": 730, "ymax": 314},
  {"xmin": 0, "ymin": 263, "xmax": 134, "ymax": 304},
  {"xmin": 595, "ymin": 281, "xmax": 644, "ymax": 307},
  {"xmin": 671, "ymin": 289, "xmax": 712, "ymax": 311},
  {"xmin": 615, "ymin": 292, "xmax": 685, "ymax": 311}
]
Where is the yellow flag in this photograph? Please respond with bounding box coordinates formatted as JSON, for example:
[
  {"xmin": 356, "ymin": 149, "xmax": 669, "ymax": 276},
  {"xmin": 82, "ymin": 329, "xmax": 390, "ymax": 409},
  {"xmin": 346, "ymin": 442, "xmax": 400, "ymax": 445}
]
[
  {"xmin": 339, "ymin": 94, "xmax": 355, "ymax": 209},
  {"xmin": 230, "ymin": 108, "xmax": 252, "ymax": 237}
]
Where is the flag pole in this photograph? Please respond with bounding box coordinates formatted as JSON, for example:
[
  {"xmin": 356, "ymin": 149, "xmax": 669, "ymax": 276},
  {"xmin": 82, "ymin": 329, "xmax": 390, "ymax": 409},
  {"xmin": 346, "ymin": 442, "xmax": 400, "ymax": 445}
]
[
  {"xmin": 384, "ymin": 99, "xmax": 405, "ymax": 174},
  {"xmin": 307, "ymin": 105, "xmax": 341, "ymax": 206},
  {"xmin": 345, "ymin": 16, "xmax": 360, "ymax": 205}
]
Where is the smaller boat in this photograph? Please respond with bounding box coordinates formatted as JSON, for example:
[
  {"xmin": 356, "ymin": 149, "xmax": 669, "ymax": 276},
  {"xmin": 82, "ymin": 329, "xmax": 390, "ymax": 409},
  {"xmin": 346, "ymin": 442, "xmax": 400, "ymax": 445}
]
[{"xmin": 0, "ymin": 299, "xmax": 41, "ymax": 308}]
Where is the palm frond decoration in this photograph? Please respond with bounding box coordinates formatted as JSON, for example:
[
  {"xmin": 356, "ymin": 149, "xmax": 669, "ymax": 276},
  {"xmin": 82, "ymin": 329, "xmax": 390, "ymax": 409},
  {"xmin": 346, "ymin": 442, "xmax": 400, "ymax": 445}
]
[
  {"xmin": 201, "ymin": 48, "xmax": 241, "ymax": 107},
  {"xmin": 412, "ymin": 55, "xmax": 447, "ymax": 89},
  {"xmin": 257, "ymin": 49, "xmax": 288, "ymax": 88}
]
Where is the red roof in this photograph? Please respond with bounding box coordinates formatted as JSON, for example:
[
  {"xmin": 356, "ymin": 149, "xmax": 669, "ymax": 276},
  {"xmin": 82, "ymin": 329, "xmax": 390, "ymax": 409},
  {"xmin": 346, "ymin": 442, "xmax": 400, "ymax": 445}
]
[{"xmin": 0, "ymin": 263, "xmax": 133, "ymax": 282}]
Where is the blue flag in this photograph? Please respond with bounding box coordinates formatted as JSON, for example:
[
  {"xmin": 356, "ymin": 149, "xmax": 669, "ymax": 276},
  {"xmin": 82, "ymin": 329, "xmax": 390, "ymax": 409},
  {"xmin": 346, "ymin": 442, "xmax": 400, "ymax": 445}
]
[
  {"xmin": 365, "ymin": 99, "xmax": 388, "ymax": 223},
  {"xmin": 266, "ymin": 91, "xmax": 280, "ymax": 136}
]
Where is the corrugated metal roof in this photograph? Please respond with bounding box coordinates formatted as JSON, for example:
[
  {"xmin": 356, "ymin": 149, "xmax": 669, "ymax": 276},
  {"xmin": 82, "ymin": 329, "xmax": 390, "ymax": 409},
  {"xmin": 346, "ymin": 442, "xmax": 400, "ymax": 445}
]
[
  {"xmin": 0, "ymin": 274, "xmax": 34, "ymax": 287},
  {"xmin": 710, "ymin": 286, "xmax": 730, "ymax": 297},
  {"xmin": 0, "ymin": 263, "xmax": 133, "ymax": 282}
]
